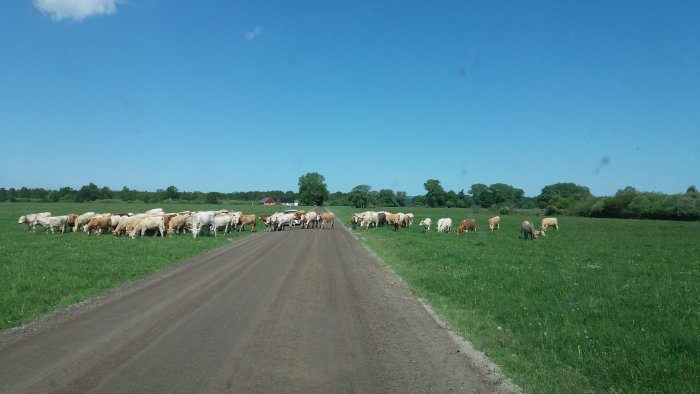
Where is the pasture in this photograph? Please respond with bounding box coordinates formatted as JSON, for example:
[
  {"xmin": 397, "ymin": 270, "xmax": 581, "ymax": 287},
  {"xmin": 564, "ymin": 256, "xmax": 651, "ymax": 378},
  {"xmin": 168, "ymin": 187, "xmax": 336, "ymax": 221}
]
[
  {"xmin": 0, "ymin": 202, "xmax": 306, "ymax": 331},
  {"xmin": 331, "ymin": 206, "xmax": 700, "ymax": 393}
]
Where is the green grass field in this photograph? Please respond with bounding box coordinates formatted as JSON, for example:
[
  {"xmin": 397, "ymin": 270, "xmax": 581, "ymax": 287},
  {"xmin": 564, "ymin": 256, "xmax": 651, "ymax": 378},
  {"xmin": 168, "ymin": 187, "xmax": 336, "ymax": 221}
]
[
  {"xmin": 0, "ymin": 202, "xmax": 306, "ymax": 331},
  {"xmin": 2, "ymin": 202, "xmax": 698, "ymax": 392},
  {"xmin": 330, "ymin": 206, "xmax": 700, "ymax": 393}
]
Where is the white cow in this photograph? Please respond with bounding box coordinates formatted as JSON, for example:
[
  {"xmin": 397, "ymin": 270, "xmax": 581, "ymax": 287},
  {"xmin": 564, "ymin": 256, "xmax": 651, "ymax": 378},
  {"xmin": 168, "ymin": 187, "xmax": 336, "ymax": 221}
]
[
  {"xmin": 302, "ymin": 211, "xmax": 318, "ymax": 229},
  {"xmin": 419, "ymin": 218, "xmax": 432, "ymax": 232},
  {"xmin": 129, "ymin": 216, "xmax": 165, "ymax": 239},
  {"xmin": 274, "ymin": 213, "xmax": 296, "ymax": 230},
  {"xmin": 361, "ymin": 211, "xmax": 379, "ymax": 229},
  {"xmin": 18, "ymin": 212, "xmax": 51, "ymax": 232},
  {"xmin": 192, "ymin": 211, "xmax": 215, "ymax": 238},
  {"xmin": 212, "ymin": 213, "xmax": 234, "ymax": 236},
  {"xmin": 73, "ymin": 212, "xmax": 96, "ymax": 232},
  {"xmin": 437, "ymin": 218, "xmax": 452, "ymax": 233}
]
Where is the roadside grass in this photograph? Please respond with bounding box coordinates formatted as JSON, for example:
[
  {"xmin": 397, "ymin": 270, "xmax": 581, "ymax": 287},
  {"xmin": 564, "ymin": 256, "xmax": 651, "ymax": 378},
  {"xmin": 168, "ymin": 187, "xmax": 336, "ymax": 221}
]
[
  {"xmin": 0, "ymin": 202, "xmax": 306, "ymax": 331},
  {"xmin": 330, "ymin": 206, "xmax": 700, "ymax": 393}
]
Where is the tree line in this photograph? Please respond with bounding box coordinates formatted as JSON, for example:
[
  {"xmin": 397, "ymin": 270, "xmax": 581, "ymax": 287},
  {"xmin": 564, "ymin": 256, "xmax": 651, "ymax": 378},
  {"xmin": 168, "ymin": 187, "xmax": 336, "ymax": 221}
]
[{"xmin": 2, "ymin": 175, "xmax": 698, "ymax": 221}]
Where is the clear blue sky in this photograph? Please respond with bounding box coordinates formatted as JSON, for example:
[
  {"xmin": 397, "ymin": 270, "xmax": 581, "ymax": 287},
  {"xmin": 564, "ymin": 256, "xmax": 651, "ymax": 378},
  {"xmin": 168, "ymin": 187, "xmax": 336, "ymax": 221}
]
[{"xmin": 1, "ymin": 1, "xmax": 698, "ymax": 197}]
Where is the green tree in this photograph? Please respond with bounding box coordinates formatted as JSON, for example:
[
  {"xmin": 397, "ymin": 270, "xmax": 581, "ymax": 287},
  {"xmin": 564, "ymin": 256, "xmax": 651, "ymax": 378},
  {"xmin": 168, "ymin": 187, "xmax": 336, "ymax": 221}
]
[
  {"xmin": 298, "ymin": 172, "xmax": 330, "ymax": 206},
  {"xmin": 396, "ymin": 191, "xmax": 408, "ymax": 207},
  {"xmin": 76, "ymin": 183, "xmax": 99, "ymax": 202},
  {"xmin": 537, "ymin": 182, "xmax": 593, "ymax": 208},
  {"xmin": 165, "ymin": 185, "xmax": 180, "ymax": 200},
  {"xmin": 469, "ymin": 183, "xmax": 492, "ymax": 208},
  {"xmin": 205, "ymin": 192, "xmax": 219, "ymax": 204},
  {"xmin": 424, "ymin": 179, "xmax": 446, "ymax": 207},
  {"xmin": 349, "ymin": 185, "xmax": 372, "ymax": 208},
  {"xmin": 377, "ymin": 189, "xmax": 398, "ymax": 207}
]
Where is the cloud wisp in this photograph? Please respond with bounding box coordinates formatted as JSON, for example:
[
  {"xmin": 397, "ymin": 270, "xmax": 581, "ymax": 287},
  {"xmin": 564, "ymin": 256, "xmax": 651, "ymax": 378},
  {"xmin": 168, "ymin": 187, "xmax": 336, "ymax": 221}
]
[
  {"xmin": 245, "ymin": 26, "xmax": 263, "ymax": 40},
  {"xmin": 34, "ymin": 0, "xmax": 121, "ymax": 22}
]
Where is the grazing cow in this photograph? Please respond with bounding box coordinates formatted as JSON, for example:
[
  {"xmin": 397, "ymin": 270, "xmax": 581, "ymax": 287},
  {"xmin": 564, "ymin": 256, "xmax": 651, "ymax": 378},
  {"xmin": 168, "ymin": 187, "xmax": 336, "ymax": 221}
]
[
  {"xmin": 522, "ymin": 220, "xmax": 544, "ymax": 239},
  {"xmin": 319, "ymin": 212, "xmax": 335, "ymax": 229},
  {"xmin": 361, "ymin": 211, "xmax": 379, "ymax": 229},
  {"xmin": 112, "ymin": 216, "xmax": 142, "ymax": 237},
  {"xmin": 47, "ymin": 215, "xmax": 69, "ymax": 233},
  {"xmin": 385, "ymin": 213, "xmax": 401, "ymax": 227},
  {"xmin": 129, "ymin": 216, "xmax": 165, "ymax": 239},
  {"xmin": 237, "ymin": 214, "xmax": 257, "ymax": 232},
  {"xmin": 73, "ymin": 212, "xmax": 96, "ymax": 232},
  {"xmin": 65, "ymin": 214, "xmax": 77, "ymax": 232},
  {"xmin": 419, "ymin": 218, "xmax": 432, "ymax": 232},
  {"xmin": 167, "ymin": 215, "xmax": 189, "ymax": 236},
  {"xmin": 377, "ymin": 212, "xmax": 387, "ymax": 227},
  {"xmin": 192, "ymin": 211, "xmax": 215, "ymax": 238},
  {"xmin": 405, "ymin": 213, "xmax": 414, "ymax": 227},
  {"xmin": 456, "ymin": 219, "xmax": 477, "ymax": 234},
  {"xmin": 437, "ymin": 218, "xmax": 452, "ymax": 233},
  {"xmin": 541, "ymin": 217, "xmax": 559, "ymax": 231},
  {"xmin": 488, "ymin": 216, "xmax": 501, "ymax": 231},
  {"xmin": 18, "ymin": 212, "xmax": 51, "ymax": 232},
  {"xmin": 85, "ymin": 216, "xmax": 113, "ymax": 235}
]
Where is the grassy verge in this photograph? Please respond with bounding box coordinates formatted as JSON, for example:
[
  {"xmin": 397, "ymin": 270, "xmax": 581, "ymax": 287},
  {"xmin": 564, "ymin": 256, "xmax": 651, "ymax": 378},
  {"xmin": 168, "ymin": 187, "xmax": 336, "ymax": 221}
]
[
  {"xmin": 330, "ymin": 206, "xmax": 700, "ymax": 393},
  {"xmin": 0, "ymin": 202, "xmax": 308, "ymax": 331}
]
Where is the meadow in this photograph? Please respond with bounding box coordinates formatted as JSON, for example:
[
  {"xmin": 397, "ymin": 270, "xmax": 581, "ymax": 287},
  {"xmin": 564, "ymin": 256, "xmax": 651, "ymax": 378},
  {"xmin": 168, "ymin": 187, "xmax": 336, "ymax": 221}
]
[
  {"xmin": 0, "ymin": 202, "xmax": 305, "ymax": 331},
  {"xmin": 331, "ymin": 206, "xmax": 699, "ymax": 393},
  {"xmin": 2, "ymin": 202, "xmax": 698, "ymax": 392}
]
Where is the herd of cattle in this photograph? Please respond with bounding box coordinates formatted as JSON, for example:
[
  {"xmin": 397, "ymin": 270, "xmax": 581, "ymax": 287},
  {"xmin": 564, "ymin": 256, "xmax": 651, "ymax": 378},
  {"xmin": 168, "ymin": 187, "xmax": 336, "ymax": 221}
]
[
  {"xmin": 350, "ymin": 211, "xmax": 559, "ymax": 239},
  {"xmin": 16, "ymin": 209, "xmax": 337, "ymax": 238},
  {"xmin": 17, "ymin": 209, "xmax": 558, "ymax": 240}
]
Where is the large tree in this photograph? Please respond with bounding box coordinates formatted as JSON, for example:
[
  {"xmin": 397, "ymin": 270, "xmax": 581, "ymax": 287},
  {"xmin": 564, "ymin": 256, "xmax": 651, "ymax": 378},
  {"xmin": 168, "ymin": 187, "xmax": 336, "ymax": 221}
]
[
  {"xmin": 348, "ymin": 185, "xmax": 372, "ymax": 208},
  {"xmin": 424, "ymin": 179, "xmax": 446, "ymax": 207},
  {"xmin": 298, "ymin": 172, "xmax": 330, "ymax": 206}
]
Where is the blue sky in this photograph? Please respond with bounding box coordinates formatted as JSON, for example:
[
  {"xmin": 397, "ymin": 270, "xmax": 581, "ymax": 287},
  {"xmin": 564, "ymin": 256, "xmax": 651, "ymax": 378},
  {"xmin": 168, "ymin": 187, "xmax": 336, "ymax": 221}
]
[{"xmin": 1, "ymin": 1, "xmax": 698, "ymax": 197}]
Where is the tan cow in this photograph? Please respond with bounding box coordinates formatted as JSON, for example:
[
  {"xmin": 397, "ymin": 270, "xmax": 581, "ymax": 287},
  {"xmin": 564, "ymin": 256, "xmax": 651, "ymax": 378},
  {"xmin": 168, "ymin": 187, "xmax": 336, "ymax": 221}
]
[
  {"xmin": 488, "ymin": 216, "xmax": 501, "ymax": 231},
  {"xmin": 319, "ymin": 212, "xmax": 335, "ymax": 229},
  {"xmin": 167, "ymin": 215, "xmax": 189, "ymax": 236},
  {"xmin": 456, "ymin": 219, "xmax": 477, "ymax": 234},
  {"xmin": 129, "ymin": 216, "xmax": 165, "ymax": 239},
  {"xmin": 237, "ymin": 214, "xmax": 257, "ymax": 232},
  {"xmin": 541, "ymin": 217, "xmax": 558, "ymax": 231},
  {"xmin": 85, "ymin": 216, "xmax": 113, "ymax": 235}
]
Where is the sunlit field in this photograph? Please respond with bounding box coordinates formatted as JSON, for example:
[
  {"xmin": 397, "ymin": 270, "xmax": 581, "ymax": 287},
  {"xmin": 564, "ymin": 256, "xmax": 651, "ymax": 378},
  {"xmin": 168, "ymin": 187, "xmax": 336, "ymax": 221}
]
[
  {"xmin": 330, "ymin": 206, "xmax": 700, "ymax": 393},
  {"xmin": 0, "ymin": 202, "xmax": 307, "ymax": 331}
]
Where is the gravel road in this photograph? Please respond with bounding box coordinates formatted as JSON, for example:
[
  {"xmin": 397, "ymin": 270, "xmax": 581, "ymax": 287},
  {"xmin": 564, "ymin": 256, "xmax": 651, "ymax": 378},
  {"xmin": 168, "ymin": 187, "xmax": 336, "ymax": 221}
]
[{"xmin": 0, "ymin": 214, "xmax": 516, "ymax": 393}]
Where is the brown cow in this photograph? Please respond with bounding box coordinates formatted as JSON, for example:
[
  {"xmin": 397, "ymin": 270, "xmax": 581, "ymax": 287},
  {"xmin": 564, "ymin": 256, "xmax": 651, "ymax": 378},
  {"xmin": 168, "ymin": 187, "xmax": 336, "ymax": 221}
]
[
  {"xmin": 319, "ymin": 212, "xmax": 335, "ymax": 229},
  {"xmin": 237, "ymin": 214, "xmax": 257, "ymax": 232},
  {"xmin": 456, "ymin": 219, "xmax": 476, "ymax": 234},
  {"xmin": 85, "ymin": 216, "xmax": 113, "ymax": 235}
]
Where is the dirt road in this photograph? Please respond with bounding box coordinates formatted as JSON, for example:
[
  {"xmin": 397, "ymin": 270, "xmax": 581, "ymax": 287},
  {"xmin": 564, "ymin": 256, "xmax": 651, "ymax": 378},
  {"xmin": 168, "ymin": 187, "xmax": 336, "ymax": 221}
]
[{"xmin": 0, "ymin": 218, "xmax": 511, "ymax": 393}]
